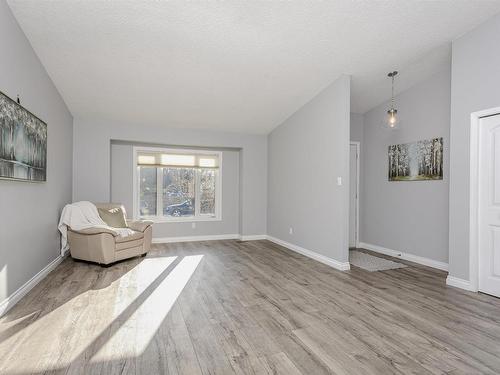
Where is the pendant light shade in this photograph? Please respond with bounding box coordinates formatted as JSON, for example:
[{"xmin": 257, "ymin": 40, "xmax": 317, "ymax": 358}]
[
  {"xmin": 385, "ymin": 71, "xmax": 400, "ymax": 129},
  {"xmin": 387, "ymin": 108, "xmax": 398, "ymax": 128}
]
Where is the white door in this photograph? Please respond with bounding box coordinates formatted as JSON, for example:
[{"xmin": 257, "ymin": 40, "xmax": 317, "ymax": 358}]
[
  {"xmin": 479, "ymin": 114, "xmax": 500, "ymax": 297},
  {"xmin": 349, "ymin": 143, "xmax": 358, "ymax": 248}
]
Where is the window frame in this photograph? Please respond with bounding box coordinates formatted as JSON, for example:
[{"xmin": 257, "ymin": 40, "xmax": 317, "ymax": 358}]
[{"xmin": 132, "ymin": 146, "xmax": 222, "ymax": 223}]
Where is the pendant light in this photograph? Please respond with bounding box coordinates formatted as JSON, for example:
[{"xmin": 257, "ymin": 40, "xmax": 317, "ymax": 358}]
[{"xmin": 386, "ymin": 71, "xmax": 399, "ymax": 129}]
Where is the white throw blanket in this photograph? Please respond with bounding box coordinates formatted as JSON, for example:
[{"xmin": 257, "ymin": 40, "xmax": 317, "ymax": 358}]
[{"xmin": 58, "ymin": 201, "xmax": 134, "ymax": 255}]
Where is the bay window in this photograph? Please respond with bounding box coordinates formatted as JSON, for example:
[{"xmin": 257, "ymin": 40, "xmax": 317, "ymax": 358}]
[{"xmin": 134, "ymin": 147, "xmax": 221, "ymax": 221}]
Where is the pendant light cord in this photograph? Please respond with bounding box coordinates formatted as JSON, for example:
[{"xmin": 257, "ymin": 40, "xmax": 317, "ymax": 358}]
[
  {"xmin": 388, "ymin": 71, "xmax": 398, "ymax": 111},
  {"xmin": 391, "ymin": 75, "xmax": 395, "ymax": 110}
]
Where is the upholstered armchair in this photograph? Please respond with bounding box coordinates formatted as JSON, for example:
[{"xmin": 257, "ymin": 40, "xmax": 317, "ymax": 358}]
[{"xmin": 67, "ymin": 203, "xmax": 153, "ymax": 266}]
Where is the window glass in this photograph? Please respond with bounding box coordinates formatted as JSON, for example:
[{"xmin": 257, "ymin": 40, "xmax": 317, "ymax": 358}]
[
  {"xmin": 200, "ymin": 169, "xmax": 216, "ymax": 215},
  {"xmin": 162, "ymin": 168, "xmax": 195, "ymax": 217},
  {"xmin": 139, "ymin": 166, "xmax": 157, "ymax": 216},
  {"xmin": 137, "ymin": 149, "xmax": 220, "ymax": 220}
]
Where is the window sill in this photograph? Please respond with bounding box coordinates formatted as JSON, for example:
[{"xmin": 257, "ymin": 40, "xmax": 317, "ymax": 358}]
[{"xmin": 137, "ymin": 216, "xmax": 222, "ymax": 224}]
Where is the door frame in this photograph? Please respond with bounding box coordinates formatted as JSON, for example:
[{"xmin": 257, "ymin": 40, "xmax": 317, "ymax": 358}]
[
  {"xmin": 469, "ymin": 107, "xmax": 500, "ymax": 292},
  {"xmin": 350, "ymin": 141, "xmax": 360, "ymax": 248}
]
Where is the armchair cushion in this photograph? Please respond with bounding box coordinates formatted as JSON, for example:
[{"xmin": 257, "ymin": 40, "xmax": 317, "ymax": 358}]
[
  {"xmin": 127, "ymin": 220, "xmax": 154, "ymax": 233},
  {"xmin": 97, "ymin": 206, "xmax": 128, "ymax": 228},
  {"xmin": 115, "ymin": 230, "xmax": 144, "ymax": 243}
]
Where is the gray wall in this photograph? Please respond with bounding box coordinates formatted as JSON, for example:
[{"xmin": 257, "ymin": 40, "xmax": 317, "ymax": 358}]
[
  {"xmin": 268, "ymin": 75, "xmax": 351, "ymax": 262},
  {"xmin": 0, "ymin": 3, "xmax": 73, "ymax": 303},
  {"xmin": 111, "ymin": 143, "xmax": 240, "ymax": 238},
  {"xmin": 350, "ymin": 113, "xmax": 364, "ymax": 143},
  {"xmin": 449, "ymin": 13, "xmax": 500, "ymax": 280},
  {"xmin": 73, "ymin": 118, "xmax": 267, "ymax": 236},
  {"xmin": 361, "ymin": 68, "xmax": 451, "ymax": 263}
]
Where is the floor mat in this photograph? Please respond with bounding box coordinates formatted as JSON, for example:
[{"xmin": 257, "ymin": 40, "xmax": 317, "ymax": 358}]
[{"xmin": 349, "ymin": 250, "xmax": 407, "ymax": 272}]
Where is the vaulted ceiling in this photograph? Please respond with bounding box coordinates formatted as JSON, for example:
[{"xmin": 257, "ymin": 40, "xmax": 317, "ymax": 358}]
[{"xmin": 8, "ymin": 1, "xmax": 500, "ymax": 134}]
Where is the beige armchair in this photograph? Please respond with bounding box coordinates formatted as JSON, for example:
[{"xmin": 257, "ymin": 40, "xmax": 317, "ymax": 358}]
[{"xmin": 67, "ymin": 203, "xmax": 153, "ymax": 266}]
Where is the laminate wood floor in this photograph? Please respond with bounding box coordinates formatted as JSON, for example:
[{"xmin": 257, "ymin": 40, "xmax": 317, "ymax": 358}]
[{"xmin": 1, "ymin": 240, "xmax": 500, "ymax": 374}]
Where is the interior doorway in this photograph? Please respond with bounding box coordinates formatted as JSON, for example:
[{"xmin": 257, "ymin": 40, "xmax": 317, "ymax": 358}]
[
  {"xmin": 468, "ymin": 107, "xmax": 500, "ymax": 295},
  {"xmin": 478, "ymin": 113, "xmax": 500, "ymax": 297},
  {"xmin": 349, "ymin": 142, "xmax": 360, "ymax": 249}
]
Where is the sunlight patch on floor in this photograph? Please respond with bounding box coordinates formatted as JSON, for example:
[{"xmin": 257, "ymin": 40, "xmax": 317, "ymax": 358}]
[
  {"xmin": 90, "ymin": 255, "xmax": 204, "ymax": 361},
  {"xmin": 111, "ymin": 256, "xmax": 179, "ymax": 315},
  {"xmin": 0, "ymin": 256, "xmax": 179, "ymax": 374}
]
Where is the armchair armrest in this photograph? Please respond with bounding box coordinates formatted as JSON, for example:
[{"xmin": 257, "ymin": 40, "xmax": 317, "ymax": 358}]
[
  {"xmin": 127, "ymin": 220, "xmax": 154, "ymax": 233},
  {"xmin": 69, "ymin": 227, "xmax": 119, "ymax": 237}
]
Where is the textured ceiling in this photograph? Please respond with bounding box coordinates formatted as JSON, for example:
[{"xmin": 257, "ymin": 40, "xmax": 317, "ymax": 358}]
[{"xmin": 7, "ymin": 1, "xmax": 500, "ymax": 134}]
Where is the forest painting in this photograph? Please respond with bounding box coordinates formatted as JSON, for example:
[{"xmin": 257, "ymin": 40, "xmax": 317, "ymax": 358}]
[
  {"xmin": 388, "ymin": 137, "xmax": 443, "ymax": 181},
  {"xmin": 0, "ymin": 91, "xmax": 47, "ymax": 182}
]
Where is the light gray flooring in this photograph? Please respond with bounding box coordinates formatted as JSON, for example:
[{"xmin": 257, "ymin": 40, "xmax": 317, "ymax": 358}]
[{"xmin": 1, "ymin": 240, "xmax": 500, "ymax": 374}]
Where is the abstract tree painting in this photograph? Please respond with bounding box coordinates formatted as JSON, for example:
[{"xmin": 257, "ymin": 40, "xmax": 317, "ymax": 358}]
[
  {"xmin": 0, "ymin": 91, "xmax": 47, "ymax": 182},
  {"xmin": 388, "ymin": 138, "xmax": 443, "ymax": 181}
]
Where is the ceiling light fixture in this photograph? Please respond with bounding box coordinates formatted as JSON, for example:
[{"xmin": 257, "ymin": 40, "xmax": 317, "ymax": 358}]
[{"xmin": 386, "ymin": 71, "xmax": 399, "ymax": 129}]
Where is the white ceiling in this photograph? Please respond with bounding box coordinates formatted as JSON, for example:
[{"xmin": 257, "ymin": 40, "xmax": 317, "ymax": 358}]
[{"xmin": 7, "ymin": 1, "xmax": 500, "ymax": 134}]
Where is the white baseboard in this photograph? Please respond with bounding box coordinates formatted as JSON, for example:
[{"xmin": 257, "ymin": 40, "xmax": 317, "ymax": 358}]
[
  {"xmin": 239, "ymin": 234, "xmax": 267, "ymax": 241},
  {"xmin": 152, "ymin": 234, "xmax": 240, "ymax": 244},
  {"xmin": 358, "ymin": 242, "xmax": 449, "ymax": 271},
  {"xmin": 0, "ymin": 254, "xmax": 66, "ymax": 318},
  {"xmin": 153, "ymin": 234, "xmax": 269, "ymax": 244},
  {"xmin": 446, "ymin": 276, "xmax": 477, "ymax": 292},
  {"xmin": 266, "ymin": 236, "xmax": 350, "ymax": 271}
]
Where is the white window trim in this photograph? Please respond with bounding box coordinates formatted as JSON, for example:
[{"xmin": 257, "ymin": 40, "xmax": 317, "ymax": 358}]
[{"xmin": 132, "ymin": 146, "xmax": 222, "ymax": 223}]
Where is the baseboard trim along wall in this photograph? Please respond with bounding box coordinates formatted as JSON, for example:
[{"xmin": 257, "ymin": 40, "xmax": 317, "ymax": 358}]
[
  {"xmin": 358, "ymin": 242, "xmax": 449, "ymax": 271},
  {"xmin": 153, "ymin": 234, "xmax": 271, "ymax": 243},
  {"xmin": 446, "ymin": 276, "xmax": 477, "ymax": 292},
  {"xmin": 152, "ymin": 234, "xmax": 241, "ymax": 243},
  {"xmin": 267, "ymin": 236, "xmax": 351, "ymax": 271},
  {"xmin": 0, "ymin": 254, "xmax": 66, "ymax": 318},
  {"xmin": 240, "ymin": 235, "xmax": 268, "ymax": 241}
]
